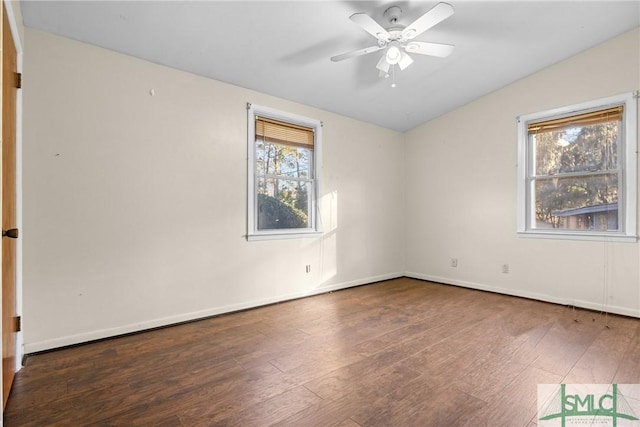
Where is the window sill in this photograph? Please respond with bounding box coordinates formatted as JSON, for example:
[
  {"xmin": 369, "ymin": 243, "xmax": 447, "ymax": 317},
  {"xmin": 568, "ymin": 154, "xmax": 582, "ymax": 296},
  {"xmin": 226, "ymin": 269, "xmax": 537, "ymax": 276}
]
[
  {"xmin": 517, "ymin": 230, "xmax": 638, "ymax": 243},
  {"xmin": 247, "ymin": 231, "xmax": 323, "ymax": 241}
]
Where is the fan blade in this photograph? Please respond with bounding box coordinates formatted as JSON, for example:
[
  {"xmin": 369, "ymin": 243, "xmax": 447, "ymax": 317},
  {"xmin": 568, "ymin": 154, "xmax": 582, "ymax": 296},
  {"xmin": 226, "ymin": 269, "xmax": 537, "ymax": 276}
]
[
  {"xmin": 401, "ymin": 2, "xmax": 454, "ymax": 40},
  {"xmin": 398, "ymin": 51, "xmax": 414, "ymax": 70},
  {"xmin": 350, "ymin": 13, "xmax": 391, "ymax": 41},
  {"xmin": 405, "ymin": 41, "xmax": 454, "ymax": 58},
  {"xmin": 331, "ymin": 45, "xmax": 384, "ymax": 62}
]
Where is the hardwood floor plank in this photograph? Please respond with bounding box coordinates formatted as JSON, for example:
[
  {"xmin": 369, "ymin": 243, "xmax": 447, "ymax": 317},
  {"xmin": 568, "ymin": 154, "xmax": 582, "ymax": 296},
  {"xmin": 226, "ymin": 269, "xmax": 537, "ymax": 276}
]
[
  {"xmin": 526, "ymin": 316, "xmax": 601, "ymax": 377},
  {"xmin": 303, "ymin": 357, "xmax": 420, "ymax": 401},
  {"xmin": 563, "ymin": 316, "xmax": 637, "ymax": 384},
  {"xmin": 183, "ymin": 385, "xmax": 323, "ymax": 427},
  {"xmin": 351, "ymin": 377, "xmax": 486, "ymax": 427},
  {"xmin": 274, "ymin": 394, "xmax": 368, "ymax": 427},
  {"xmin": 332, "ymin": 419, "xmax": 362, "ymax": 427},
  {"xmin": 612, "ymin": 328, "xmax": 640, "ymax": 384},
  {"xmin": 459, "ymin": 365, "xmax": 563, "ymax": 427},
  {"xmin": 5, "ymin": 278, "xmax": 638, "ymax": 426}
]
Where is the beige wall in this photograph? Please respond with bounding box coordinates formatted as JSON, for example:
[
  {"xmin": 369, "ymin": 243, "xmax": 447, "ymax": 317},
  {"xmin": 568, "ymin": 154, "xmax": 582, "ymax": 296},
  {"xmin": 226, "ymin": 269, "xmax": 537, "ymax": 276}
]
[
  {"xmin": 23, "ymin": 28, "xmax": 405, "ymax": 352},
  {"xmin": 405, "ymin": 28, "xmax": 640, "ymax": 316},
  {"xmin": 23, "ymin": 25, "xmax": 640, "ymax": 352}
]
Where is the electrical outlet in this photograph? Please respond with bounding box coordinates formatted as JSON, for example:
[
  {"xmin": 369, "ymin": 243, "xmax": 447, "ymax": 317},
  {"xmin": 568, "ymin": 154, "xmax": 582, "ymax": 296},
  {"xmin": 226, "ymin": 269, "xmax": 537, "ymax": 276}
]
[
  {"xmin": 451, "ymin": 258, "xmax": 458, "ymax": 268},
  {"xmin": 502, "ymin": 264, "xmax": 509, "ymax": 274},
  {"xmin": 305, "ymin": 265, "xmax": 311, "ymax": 273}
]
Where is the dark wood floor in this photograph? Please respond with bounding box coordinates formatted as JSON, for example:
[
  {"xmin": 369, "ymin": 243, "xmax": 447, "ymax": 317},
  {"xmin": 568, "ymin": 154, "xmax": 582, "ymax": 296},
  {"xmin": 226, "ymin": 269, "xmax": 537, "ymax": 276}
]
[{"xmin": 4, "ymin": 278, "xmax": 640, "ymax": 426}]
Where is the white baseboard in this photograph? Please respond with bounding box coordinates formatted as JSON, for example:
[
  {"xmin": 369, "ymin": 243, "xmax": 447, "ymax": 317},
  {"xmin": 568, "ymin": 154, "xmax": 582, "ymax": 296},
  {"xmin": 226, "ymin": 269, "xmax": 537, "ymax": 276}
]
[
  {"xmin": 405, "ymin": 272, "xmax": 640, "ymax": 319},
  {"xmin": 23, "ymin": 272, "xmax": 403, "ymax": 354},
  {"xmin": 25, "ymin": 270, "xmax": 638, "ymax": 354}
]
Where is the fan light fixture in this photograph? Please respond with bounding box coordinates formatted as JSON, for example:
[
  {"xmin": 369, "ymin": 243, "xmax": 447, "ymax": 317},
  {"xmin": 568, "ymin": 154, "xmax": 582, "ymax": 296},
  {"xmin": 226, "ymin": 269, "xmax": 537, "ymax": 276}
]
[
  {"xmin": 398, "ymin": 51, "xmax": 414, "ymax": 70},
  {"xmin": 376, "ymin": 55, "xmax": 391, "ymax": 74},
  {"xmin": 385, "ymin": 43, "xmax": 401, "ymax": 64}
]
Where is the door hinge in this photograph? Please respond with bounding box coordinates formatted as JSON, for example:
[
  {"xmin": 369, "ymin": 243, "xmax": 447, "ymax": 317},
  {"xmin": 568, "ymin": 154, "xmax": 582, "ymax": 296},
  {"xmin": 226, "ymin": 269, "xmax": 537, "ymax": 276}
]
[
  {"xmin": 15, "ymin": 316, "xmax": 21, "ymax": 332},
  {"xmin": 15, "ymin": 72, "xmax": 22, "ymax": 89}
]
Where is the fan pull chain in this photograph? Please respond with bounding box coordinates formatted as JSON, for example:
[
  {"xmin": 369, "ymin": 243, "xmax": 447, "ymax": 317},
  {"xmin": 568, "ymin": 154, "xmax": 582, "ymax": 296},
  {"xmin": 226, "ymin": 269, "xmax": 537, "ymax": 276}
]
[{"xmin": 391, "ymin": 64, "xmax": 397, "ymax": 88}]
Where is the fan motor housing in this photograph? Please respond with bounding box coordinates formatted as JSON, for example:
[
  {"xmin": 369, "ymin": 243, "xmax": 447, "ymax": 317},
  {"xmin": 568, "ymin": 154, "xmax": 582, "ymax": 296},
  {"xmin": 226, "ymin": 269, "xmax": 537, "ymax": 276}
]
[{"xmin": 383, "ymin": 5, "xmax": 402, "ymax": 24}]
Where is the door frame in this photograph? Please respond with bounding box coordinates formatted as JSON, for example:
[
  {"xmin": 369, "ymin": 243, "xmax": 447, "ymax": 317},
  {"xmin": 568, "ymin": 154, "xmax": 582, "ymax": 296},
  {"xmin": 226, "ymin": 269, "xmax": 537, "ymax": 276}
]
[{"xmin": 1, "ymin": 0, "xmax": 23, "ymax": 410}]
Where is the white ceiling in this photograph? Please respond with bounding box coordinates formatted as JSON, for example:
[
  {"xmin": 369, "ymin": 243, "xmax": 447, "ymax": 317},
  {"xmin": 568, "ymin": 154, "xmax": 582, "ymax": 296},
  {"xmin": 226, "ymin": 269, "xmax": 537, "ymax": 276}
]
[{"xmin": 21, "ymin": 1, "xmax": 640, "ymax": 132}]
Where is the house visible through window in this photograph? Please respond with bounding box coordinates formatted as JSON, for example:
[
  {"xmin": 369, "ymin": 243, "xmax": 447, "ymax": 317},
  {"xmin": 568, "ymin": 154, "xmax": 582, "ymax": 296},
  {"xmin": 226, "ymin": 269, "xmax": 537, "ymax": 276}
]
[
  {"xmin": 517, "ymin": 92, "xmax": 637, "ymax": 241},
  {"xmin": 247, "ymin": 104, "xmax": 322, "ymax": 240}
]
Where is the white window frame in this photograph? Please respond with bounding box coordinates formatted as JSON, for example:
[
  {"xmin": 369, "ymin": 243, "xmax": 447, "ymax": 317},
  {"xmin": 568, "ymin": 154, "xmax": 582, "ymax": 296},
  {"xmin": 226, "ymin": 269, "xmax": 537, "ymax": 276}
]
[
  {"xmin": 247, "ymin": 103, "xmax": 323, "ymax": 241},
  {"xmin": 516, "ymin": 92, "xmax": 638, "ymax": 242}
]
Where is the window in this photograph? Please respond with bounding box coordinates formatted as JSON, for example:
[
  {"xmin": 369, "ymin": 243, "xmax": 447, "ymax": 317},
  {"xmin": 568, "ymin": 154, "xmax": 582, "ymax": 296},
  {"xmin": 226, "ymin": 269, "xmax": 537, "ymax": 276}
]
[
  {"xmin": 247, "ymin": 103, "xmax": 322, "ymax": 240},
  {"xmin": 517, "ymin": 92, "xmax": 637, "ymax": 241}
]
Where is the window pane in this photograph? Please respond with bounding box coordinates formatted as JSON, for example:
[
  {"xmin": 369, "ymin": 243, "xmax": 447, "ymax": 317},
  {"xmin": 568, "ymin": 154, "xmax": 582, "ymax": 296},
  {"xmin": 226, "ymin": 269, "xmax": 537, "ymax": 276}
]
[
  {"xmin": 533, "ymin": 174, "xmax": 618, "ymax": 231},
  {"xmin": 255, "ymin": 139, "xmax": 312, "ymax": 178},
  {"xmin": 257, "ymin": 178, "xmax": 311, "ymax": 230},
  {"xmin": 533, "ymin": 121, "xmax": 618, "ymax": 176}
]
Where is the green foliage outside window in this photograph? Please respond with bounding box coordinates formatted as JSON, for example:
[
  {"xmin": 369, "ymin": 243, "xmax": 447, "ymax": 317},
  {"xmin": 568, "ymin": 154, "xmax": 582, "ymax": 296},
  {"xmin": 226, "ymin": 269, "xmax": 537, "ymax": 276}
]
[{"xmin": 533, "ymin": 121, "xmax": 618, "ymax": 229}]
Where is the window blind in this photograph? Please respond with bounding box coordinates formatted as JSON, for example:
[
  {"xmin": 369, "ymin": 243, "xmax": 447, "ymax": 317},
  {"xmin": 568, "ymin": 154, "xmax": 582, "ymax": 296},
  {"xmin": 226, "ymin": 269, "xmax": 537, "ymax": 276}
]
[
  {"xmin": 528, "ymin": 105, "xmax": 623, "ymax": 134},
  {"xmin": 255, "ymin": 117, "xmax": 314, "ymax": 149}
]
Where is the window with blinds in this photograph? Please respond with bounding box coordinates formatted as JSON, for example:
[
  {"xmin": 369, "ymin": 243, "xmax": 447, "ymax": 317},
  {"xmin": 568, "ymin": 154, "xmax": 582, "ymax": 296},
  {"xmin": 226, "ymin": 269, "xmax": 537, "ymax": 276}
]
[
  {"xmin": 527, "ymin": 106, "xmax": 623, "ymax": 134},
  {"xmin": 255, "ymin": 117, "xmax": 314, "ymax": 149},
  {"xmin": 247, "ymin": 104, "xmax": 322, "ymax": 240},
  {"xmin": 517, "ymin": 92, "xmax": 637, "ymax": 241}
]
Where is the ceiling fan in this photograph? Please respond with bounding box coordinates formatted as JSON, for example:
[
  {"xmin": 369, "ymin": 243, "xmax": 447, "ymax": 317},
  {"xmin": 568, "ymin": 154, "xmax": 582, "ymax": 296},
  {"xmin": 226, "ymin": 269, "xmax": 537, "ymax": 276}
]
[{"xmin": 331, "ymin": 2, "xmax": 455, "ymax": 83}]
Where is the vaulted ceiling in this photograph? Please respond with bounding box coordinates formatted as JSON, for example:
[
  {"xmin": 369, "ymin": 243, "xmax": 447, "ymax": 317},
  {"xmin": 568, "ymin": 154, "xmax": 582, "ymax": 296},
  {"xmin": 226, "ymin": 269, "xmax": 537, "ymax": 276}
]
[{"xmin": 21, "ymin": 1, "xmax": 640, "ymax": 131}]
